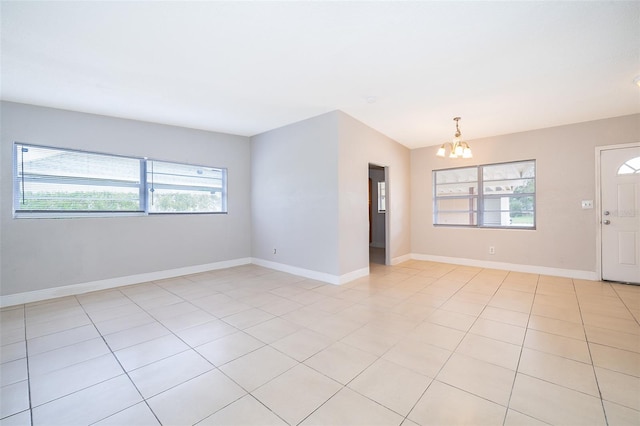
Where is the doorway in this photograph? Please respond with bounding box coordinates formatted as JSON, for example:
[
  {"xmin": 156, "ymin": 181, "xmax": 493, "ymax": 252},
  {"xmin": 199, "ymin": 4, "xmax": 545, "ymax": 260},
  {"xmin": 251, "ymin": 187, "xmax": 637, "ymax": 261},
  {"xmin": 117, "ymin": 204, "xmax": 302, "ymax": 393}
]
[
  {"xmin": 598, "ymin": 144, "xmax": 640, "ymax": 284},
  {"xmin": 369, "ymin": 164, "xmax": 387, "ymax": 265}
]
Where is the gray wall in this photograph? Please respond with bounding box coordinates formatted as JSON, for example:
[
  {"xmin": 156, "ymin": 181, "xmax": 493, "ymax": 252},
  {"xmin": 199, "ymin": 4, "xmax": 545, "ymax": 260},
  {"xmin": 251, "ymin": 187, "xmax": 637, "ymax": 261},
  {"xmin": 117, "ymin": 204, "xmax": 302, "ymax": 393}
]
[
  {"xmin": 411, "ymin": 113, "xmax": 640, "ymax": 274},
  {"xmin": 251, "ymin": 112, "xmax": 341, "ymax": 276},
  {"xmin": 338, "ymin": 112, "xmax": 412, "ymax": 274},
  {"xmin": 251, "ymin": 111, "xmax": 412, "ymax": 279},
  {"xmin": 1, "ymin": 102, "xmax": 252, "ymax": 296}
]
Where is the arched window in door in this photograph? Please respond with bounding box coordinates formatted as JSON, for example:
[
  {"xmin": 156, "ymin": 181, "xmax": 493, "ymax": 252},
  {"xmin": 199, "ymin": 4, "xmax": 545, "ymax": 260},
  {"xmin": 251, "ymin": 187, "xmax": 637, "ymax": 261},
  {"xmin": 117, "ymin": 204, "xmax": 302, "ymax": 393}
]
[{"xmin": 618, "ymin": 156, "xmax": 640, "ymax": 175}]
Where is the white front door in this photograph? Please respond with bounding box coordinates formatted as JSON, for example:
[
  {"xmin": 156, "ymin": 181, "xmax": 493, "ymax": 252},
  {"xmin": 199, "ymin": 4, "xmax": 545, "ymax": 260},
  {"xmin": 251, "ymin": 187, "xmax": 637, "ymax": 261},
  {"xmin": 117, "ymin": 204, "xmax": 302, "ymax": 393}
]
[{"xmin": 601, "ymin": 146, "xmax": 640, "ymax": 284}]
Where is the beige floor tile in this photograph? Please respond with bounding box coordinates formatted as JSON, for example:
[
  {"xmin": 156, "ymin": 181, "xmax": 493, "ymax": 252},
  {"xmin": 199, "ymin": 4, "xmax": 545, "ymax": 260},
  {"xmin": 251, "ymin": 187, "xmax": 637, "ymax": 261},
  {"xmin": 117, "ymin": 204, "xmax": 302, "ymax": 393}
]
[
  {"xmin": 114, "ymin": 334, "xmax": 189, "ymax": 371},
  {"xmin": 530, "ymin": 302, "xmax": 582, "ymax": 323},
  {"xmin": 304, "ymin": 341, "xmax": 377, "ymax": 385},
  {"xmin": 595, "ymin": 367, "xmax": 640, "ymax": 410},
  {"xmin": 1, "ymin": 358, "xmax": 27, "ymax": 387},
  {"xmin": 259, "ymin": 298, "xmax": 304, "ymax": 316},
  {"xmin": 93, "ymin": 312, "xmax": 156, "ymax": 336},
  {"xmin": 408, "ymin": 380, "xmax": 506, "ymax": 426},
  {"xmin": 590, "ymin": 343, "xmax": 640, "ymax": 377},
  {"xmin": 29, "ymin": 337, "xmax": 111, "ymax": 377},
  {"xmin": 503, "ymin": 409, "xmax": 549, "ymax": 426},
  {"xmin": 128, "ymin": 350, "xmax": 214, "ymax": 398},
  {"xmin": 518, "ymin": 348, "xmax": 599, "ymax": 396},
  {"xmin": 524, "ymin": 329, "xmax": 591, "ymax": 363},
  {"xmin": 244, "ymin": 317, "xmax": 300, "ymax": 344},
  {"xmin": 252, "ymin": 364, "xmax": 341, "ymax": 425},
  {"xmin": 280, "ymin": 306, "xmax": 331, "ymax": 328},
  {"xmin": 174, "ymin": 319, "xmax": 238, "ymax": 347},
  {"xmin": 1, "ymin": 327, "xmax": 25, "ymax": 346},
  {"xmin": 603, "ymin": 401, "xmax": 640, "ymax": 426},
  {"xmin": 585, "ymin": 325, "xmax": 640, "ymax": 353},
  {"xmin": 195, "ymin": 331, "xmax": 264, "ymax": 366},
  {"xmin": 93, "ymin": 402, "xmax": 160, "ymax": 425},
  {"xmin": 489, "ymin": 289, "xmax": 534, "ymax": 313},
  {"xmin": 408, "ymin": 321, "xmax": 465, "ymax": 351},
  {"xmin": 383, "ymin": 338, "xmax": 451, "ymax": 377},
  {"xmin": 205, "ymin": 300, "xmax": 253, "ymax": 318},
  {"xmin": 300, "ymin": 387, "xmax": 404, "ymax": 425},
  {"xmin": 437, "ymin": 353, "xmax": 515, "ymax": 405},
  {"xmin": 147, "ymin": 369, "xmax": 246, "ymax": 425},
  {"xmin": 27, "ymin": 324, "xmax": 100, "ymax": 356},
  {"xmin": 222, "ymin": 308, "xmax": 275, "ymax": 330},
  {"xmin": 427, "ymin": 309, "xmax": 476, "ymax": 332},
  {"xmin": 0, "ymin": 409, "xmax": 31, "ymax": 426},
  {"xmin": 146, "ymin": 301, "xmax": 200, "ymax": 321},
  {"xmin": 527, "ymin": 314, "xmax": 586, "ymax": 340},
  {"xmin": 510, "ymin": 373, "xmax": 606, "ymax": 425},
  {"xmin": 31, "ymin": 375, "xmax": 142, "ymax": 425},
  {"xmin": 85, "ymin": 302, "xmax": 145, "ymax": 323},
  {"xmin": 220, "ymin": 346, "xmax": 296, "ymax": 391},
  {"xmin": 440, "ymin": 299, "xmax": 485, "ymax": 316},
  {"xmin": 306, "ymin": 315, "xmax": 364, "ymax": 340},
  {"xmin": 582, "ymin": 312, "xmax": 640, "ymax": 335},
  {"xmin": 348, "ymin": 358, "xmax": 432, "ymax": 416},
  {"xmin": 340, "ymin": 326, "xmax": 402, "ymax": 356},
  {"xmin": 270, "ymin": 329, "xmax": 335, "ymax": 362},
  {"xmin": 198, "ymin": 394, "xmax": 287, "ymax": 425},
  {"xmin": 160, "ymin": 309, "xmax": 216, "ymax": 332},
  {"xmin": 8, "ymin": 261, "xmax": 640, "ymax": 425},
  {"xmin": 30, "ymin": 353, "xmax": 124, "ymax": 406},
  {"xmin": 0, "ymin": 341, "xmax": 26, "ymax": 364},
  {"xmin": 456, "ymin": 333, "xmax": 521, "ymax": 370},
  {"xmin": 469, "ymin": 317, "xmax": 526, "ymax": 346},
  {"xmin": 103, "ymin": 322, "xmax": 169, "ymax": 352},
  {"xmin": 26, "ymin": 312, "xmax": 92, "ymax": 340},
  {"xmin": 480, "ymin": 306, "xmax": 529, "ymax": 327},
  {"xmin": 0, "ymin": 380, "xmax": 29, "ymax": 419}
]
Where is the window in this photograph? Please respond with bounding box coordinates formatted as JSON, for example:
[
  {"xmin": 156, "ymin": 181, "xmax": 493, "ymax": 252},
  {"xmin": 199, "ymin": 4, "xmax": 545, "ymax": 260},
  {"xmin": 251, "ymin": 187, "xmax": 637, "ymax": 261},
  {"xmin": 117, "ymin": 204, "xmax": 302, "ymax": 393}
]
[
  {"xmin": 377, "ymin": 181, "xmax": 386, "ymax": 212},
  {"xmin": 14, "ymin": 143, "xmax": 143, "ymax": 213},
  {"xmin": 13, "ymin": 143, "xmax": 227, "ymax": 217},
  {"xmin": 433, "ymin": 160, "xmax": 535, "ymax": 228},
  {"xmin": 147, "ymin": 160, "xmax": 227, "ymax": 213}
]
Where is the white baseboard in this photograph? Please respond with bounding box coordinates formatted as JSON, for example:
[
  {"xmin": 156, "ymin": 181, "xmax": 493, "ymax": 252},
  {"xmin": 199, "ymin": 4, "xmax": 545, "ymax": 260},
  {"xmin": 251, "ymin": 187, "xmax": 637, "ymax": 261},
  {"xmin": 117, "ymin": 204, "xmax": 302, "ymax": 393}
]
[
  {"xmin": 391, "ymin": 253, "xmax": 412, "ymax": 265},
  {"xmin": 250, "ymin": 258, "xmax": 368, "ymax": 285},
  {"xmin": 0, "ymin": 258, "xmax": 252, "ymax": 308},
  {"xmin": 410, "ymin": 253, "xmax": 599, "ymax": 281}
]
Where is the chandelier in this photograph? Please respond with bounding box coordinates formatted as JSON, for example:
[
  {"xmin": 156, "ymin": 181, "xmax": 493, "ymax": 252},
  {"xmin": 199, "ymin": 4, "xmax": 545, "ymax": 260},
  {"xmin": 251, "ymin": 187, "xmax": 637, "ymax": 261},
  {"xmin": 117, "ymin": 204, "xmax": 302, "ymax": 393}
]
[{"xmin": 436, "ymin": 117, "xmax": 472, "ymax": 159}]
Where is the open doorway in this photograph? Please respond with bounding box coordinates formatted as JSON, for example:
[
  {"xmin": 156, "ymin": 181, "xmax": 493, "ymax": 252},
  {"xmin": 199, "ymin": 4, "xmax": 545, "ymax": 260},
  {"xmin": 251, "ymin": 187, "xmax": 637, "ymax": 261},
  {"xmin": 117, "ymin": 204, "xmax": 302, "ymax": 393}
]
[{"xmin": 368, "ymin": 164, "xmax": 387, "ymax": 265}]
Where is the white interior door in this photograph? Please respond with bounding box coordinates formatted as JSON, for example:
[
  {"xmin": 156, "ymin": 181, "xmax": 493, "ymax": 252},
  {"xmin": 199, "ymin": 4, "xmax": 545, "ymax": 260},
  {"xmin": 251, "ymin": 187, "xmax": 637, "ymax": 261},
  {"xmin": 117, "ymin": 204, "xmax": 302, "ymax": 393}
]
[{"xmin": 601, "ymin": 146, "xmax": 640, "ymax": 284}]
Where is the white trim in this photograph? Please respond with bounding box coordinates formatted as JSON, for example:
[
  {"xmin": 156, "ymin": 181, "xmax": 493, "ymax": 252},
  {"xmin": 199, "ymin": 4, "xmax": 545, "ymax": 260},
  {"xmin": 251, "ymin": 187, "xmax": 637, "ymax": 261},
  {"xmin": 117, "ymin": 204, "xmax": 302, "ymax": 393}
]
[
  {"xmin": 410, "ymin": 253, "xmax": 599, "ymax": 281},
  {"xmin": 251, "ymin": 258, "xmax": 341, "ymax": 285},
  {"xmin": 391, "ymin": 253, "xmax": 412, "ymax": 265},
  {"xmin": 338, "ymin": 266, "xmax": 370, "ymax": 284},
  {"xmin": 0, "ymin": 258, "xmax": 252, "ymax": 307},
  {"xmin": 594, "ymin": 142, "xmax": 640, "ymax": 281}
]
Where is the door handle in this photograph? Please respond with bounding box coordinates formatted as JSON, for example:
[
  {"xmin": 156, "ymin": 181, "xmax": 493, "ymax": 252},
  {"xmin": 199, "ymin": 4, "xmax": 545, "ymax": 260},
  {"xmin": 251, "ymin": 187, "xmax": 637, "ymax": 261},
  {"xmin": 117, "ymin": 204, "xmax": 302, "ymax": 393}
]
[
  {"xmin": 603, "ymin": 219, "xmax": 611, "ymax": 225},
  {"xmin": 603, "ymin": 211, "xmax": 610, "ymax": 216}
]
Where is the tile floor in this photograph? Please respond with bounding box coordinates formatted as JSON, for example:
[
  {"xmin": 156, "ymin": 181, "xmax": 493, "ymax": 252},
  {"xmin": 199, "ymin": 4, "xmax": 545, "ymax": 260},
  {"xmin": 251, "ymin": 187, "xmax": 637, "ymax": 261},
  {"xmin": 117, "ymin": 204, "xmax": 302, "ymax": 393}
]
[{"xmin": 1, "ymin": 261, "xmax": 639, "ymax": 425}]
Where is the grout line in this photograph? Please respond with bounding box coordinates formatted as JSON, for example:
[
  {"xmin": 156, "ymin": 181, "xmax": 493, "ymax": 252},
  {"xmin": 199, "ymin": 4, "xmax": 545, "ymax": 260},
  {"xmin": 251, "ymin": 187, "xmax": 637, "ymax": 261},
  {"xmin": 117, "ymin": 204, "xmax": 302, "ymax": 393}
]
[
  {"xmin": 501, "ymin": 271, "xmax": 539, "ymax": 426},
  {"xmin": 574, "ymin": 279, "xmax": 610, "ymax": 426}
]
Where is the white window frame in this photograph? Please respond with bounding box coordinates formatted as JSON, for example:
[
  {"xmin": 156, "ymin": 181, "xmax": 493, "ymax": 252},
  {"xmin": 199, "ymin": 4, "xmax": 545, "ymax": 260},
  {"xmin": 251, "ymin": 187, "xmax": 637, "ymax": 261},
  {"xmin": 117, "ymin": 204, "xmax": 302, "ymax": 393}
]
[
  {"xmin": 433, "ymin": 160, "xmax": 536, "ymax": 229},
  {"xmin": 13, "ymin": 142, "xmax": 228, "ymax": 218}
]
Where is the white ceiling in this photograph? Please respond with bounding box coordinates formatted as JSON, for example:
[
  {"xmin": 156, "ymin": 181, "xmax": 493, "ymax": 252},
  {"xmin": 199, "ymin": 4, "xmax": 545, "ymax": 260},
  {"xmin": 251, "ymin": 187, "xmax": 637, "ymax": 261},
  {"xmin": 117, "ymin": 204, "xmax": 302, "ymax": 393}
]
[{"xmin": 1, "ymin": 1, "xmax": 639, "ymax": 149}]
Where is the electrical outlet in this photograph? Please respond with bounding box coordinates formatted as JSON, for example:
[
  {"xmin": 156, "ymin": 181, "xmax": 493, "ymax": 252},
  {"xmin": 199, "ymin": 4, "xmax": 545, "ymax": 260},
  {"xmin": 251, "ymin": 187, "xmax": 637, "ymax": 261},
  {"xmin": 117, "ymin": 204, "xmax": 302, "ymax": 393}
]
[
  {"xmin": 489, "ymin": 246, "xmax": 495, "ymax": 255},
  {"xmin": 581, "ymin": 200, "xmax": 593, "ymax": 209}
]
